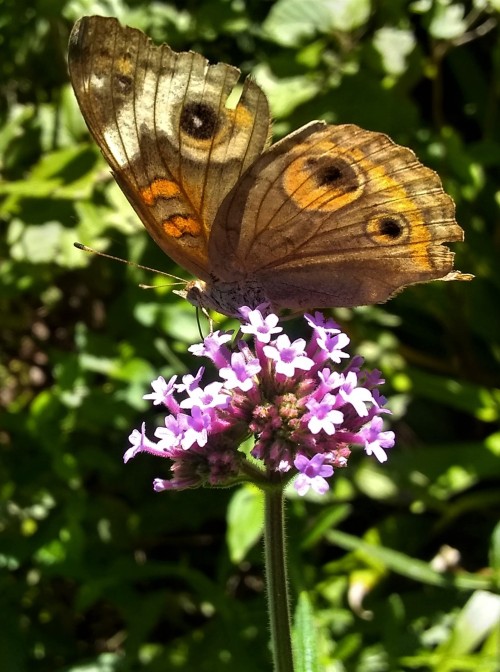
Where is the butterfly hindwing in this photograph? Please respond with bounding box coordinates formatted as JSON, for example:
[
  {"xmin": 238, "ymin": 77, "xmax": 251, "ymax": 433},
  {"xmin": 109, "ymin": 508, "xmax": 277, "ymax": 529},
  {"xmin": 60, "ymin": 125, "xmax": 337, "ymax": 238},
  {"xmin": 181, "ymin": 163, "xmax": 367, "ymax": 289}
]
[{"xmin": 208, "ymin": 122, "xmax": 464, "ymax": 308}]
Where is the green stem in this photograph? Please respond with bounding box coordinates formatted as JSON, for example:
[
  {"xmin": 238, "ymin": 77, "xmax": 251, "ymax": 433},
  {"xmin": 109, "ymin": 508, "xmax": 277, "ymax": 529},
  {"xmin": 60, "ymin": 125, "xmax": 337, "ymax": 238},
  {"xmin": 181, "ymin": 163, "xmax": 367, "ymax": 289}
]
[{"xmin": 264, "ymin": 487, "xmax": 295, "ymax": 672}]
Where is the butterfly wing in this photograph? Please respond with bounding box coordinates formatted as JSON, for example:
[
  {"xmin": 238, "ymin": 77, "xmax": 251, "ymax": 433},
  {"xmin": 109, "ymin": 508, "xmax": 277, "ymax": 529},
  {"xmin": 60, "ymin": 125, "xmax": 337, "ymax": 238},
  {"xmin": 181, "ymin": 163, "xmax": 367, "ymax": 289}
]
[
  {"xmin": 208, "ymin": 121, "xmax": 466, "ymax": 308},
  {"xmin": 68, "ymin": 16, "xmax": 270, "ymax": 281}
]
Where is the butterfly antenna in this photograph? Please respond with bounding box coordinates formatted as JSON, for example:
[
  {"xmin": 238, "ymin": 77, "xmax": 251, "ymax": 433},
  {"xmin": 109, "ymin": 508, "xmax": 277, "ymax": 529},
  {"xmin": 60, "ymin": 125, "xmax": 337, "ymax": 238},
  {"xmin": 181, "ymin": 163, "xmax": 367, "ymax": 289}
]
[
  {"xmin": 74, "ymin": 242, "xmax": 187, "ymax": 283},
  {"xmin": 138, "ymin": 282, "xmax": 186, "ymax": 289}
]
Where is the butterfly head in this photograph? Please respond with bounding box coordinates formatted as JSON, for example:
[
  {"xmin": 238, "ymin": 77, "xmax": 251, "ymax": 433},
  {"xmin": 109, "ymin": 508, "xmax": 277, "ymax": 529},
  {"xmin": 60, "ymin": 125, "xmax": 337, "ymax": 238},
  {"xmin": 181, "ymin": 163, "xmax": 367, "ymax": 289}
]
[{"xmin": 175, "ymin": 278, "xmax": 270, "ymax": 319}]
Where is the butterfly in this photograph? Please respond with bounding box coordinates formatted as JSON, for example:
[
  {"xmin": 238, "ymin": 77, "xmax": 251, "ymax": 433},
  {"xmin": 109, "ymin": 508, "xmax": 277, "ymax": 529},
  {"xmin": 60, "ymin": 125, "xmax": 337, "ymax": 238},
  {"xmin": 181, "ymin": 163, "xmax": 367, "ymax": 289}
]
[{"xmin": 68, "ymin": 16, "xmax": 470, "ymax": 318}]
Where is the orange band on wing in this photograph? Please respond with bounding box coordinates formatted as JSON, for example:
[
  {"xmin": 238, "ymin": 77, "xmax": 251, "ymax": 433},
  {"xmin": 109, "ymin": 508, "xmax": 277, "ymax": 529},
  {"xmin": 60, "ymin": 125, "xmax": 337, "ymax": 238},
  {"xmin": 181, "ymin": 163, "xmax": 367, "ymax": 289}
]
[
  {"xmin": 140, "ymin": 179, "xmax": 181, "ymax": 205},
  {"xmin": 348, "ymin": 149, "xmax": 433, "ymax": 271},
  {"xmin": 283, "ymin": 155, "xmax": 362, "ymax": 212},
  {"xmin": 163, "ymin": 214, "xmax": 202, "ymax": 239},
  {"xmin": 349, "ymin": 148, "xmax": 433, "ymax": 249}
]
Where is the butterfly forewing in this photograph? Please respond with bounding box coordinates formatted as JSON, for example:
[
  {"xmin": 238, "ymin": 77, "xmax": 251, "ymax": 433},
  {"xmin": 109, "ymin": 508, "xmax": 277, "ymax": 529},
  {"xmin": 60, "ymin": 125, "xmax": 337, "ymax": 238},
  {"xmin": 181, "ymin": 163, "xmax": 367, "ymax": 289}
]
[{"xmin": 68, "ymin": 16, "xmax": 270, "ymax": 281}]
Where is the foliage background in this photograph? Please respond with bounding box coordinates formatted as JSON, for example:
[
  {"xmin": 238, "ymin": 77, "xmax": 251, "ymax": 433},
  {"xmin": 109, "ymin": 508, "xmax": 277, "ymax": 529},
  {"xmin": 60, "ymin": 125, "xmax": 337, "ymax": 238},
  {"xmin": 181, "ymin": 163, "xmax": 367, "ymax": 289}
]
[{"xmin": 1, "ymin": 0, "xmax": 500, "ymax": 670}]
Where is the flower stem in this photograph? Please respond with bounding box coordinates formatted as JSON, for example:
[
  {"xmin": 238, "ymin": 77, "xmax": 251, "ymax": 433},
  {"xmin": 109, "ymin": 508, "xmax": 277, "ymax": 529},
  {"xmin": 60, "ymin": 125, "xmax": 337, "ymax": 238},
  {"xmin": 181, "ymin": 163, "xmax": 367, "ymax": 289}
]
[{"xmin": 264, "ymin": 487, "xmax": 295, "ymax": 672}]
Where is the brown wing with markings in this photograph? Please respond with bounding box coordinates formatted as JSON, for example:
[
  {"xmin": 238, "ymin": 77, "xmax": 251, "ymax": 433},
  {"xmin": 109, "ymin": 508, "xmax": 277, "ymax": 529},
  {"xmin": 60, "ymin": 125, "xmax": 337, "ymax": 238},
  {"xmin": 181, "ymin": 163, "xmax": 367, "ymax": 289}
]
[
  {"xmin": 208, "ymin": 121, "xmax": 467, "ymax": 309},
  {"xmin": 68, "ymin": 16, "xmax": 270, "ymax": 280}
]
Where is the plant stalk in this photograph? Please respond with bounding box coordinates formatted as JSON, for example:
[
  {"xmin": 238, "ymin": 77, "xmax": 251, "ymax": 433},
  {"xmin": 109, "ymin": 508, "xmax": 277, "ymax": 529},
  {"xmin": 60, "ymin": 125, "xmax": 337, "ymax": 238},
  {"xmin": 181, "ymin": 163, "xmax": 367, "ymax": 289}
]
[{"xmin": 264, "ymin": 487, "xmax": 295, "ymax": 671}]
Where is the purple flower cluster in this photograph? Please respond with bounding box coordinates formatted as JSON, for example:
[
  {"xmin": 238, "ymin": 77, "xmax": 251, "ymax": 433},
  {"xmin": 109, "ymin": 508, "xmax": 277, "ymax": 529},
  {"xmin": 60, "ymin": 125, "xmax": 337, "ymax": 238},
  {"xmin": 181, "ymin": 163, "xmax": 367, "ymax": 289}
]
[{"xmin": 125, "ymin": 309, "xmax": 394, "ymax": 496}]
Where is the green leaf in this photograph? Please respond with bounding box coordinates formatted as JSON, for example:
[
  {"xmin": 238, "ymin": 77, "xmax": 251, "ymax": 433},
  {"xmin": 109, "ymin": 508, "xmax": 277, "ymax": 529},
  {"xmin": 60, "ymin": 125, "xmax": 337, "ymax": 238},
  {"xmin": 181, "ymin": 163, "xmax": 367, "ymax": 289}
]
[
  {"xmin": 428, "ymin": 0, "xmax": 467, "ymax": 39},
  {"xmin": 226, "ymin": 484, "xmax": 264, "ymax": 564},
  {"xmin": 437, "ymin": 591, "xmax": 500, "ymax": 655},
  {"xmin": 254, "ymin": 65, "xmax": 321, "ymax": 118},
  {"xmin": 293, "ymin": 592, "xmax": 320, "ymax": 672},
  {"xmin": 263, "ymin": 0, "xmax": 371, "ymax": 47},
  {"xmin": 0, "ymin": 146, "xmax": 99, "ymax": 201},
  {"xmin": 490, "ymin": 519, "xmax": 500, "ymax": 571},
  {"xmin": 63, "ymin": 652, "xmax": 122, "ymax": 672},
  {"xmin": 397, "ymin": 367, "xmax": 500, "ymax": 422},
  {"xmin": 8, "ymin": 220, "xmax": 64, "ymax": 263},
  {"xmin": 373, "ymin": 27, "xmax": 416, "ymax": 76},
  {"xmin": 325, "ymin": 528, "xmax": 495, "ymax": 590}
]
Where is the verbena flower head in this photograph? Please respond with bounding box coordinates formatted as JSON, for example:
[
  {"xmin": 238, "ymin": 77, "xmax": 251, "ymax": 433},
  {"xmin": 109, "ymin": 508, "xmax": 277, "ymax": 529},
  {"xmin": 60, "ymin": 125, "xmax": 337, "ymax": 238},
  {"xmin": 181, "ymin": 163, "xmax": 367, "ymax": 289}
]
[{"xmin": 125, "ymin": 309, "xmax": 395, "ymax": 496}]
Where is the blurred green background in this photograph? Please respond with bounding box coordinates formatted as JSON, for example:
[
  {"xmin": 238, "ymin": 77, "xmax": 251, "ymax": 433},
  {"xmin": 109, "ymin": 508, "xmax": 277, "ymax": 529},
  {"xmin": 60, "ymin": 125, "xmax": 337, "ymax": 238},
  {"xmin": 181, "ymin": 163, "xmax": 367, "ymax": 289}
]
[{"xmin": 1, "ymin": 1, "xmax": 500, "ymax": 670}]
